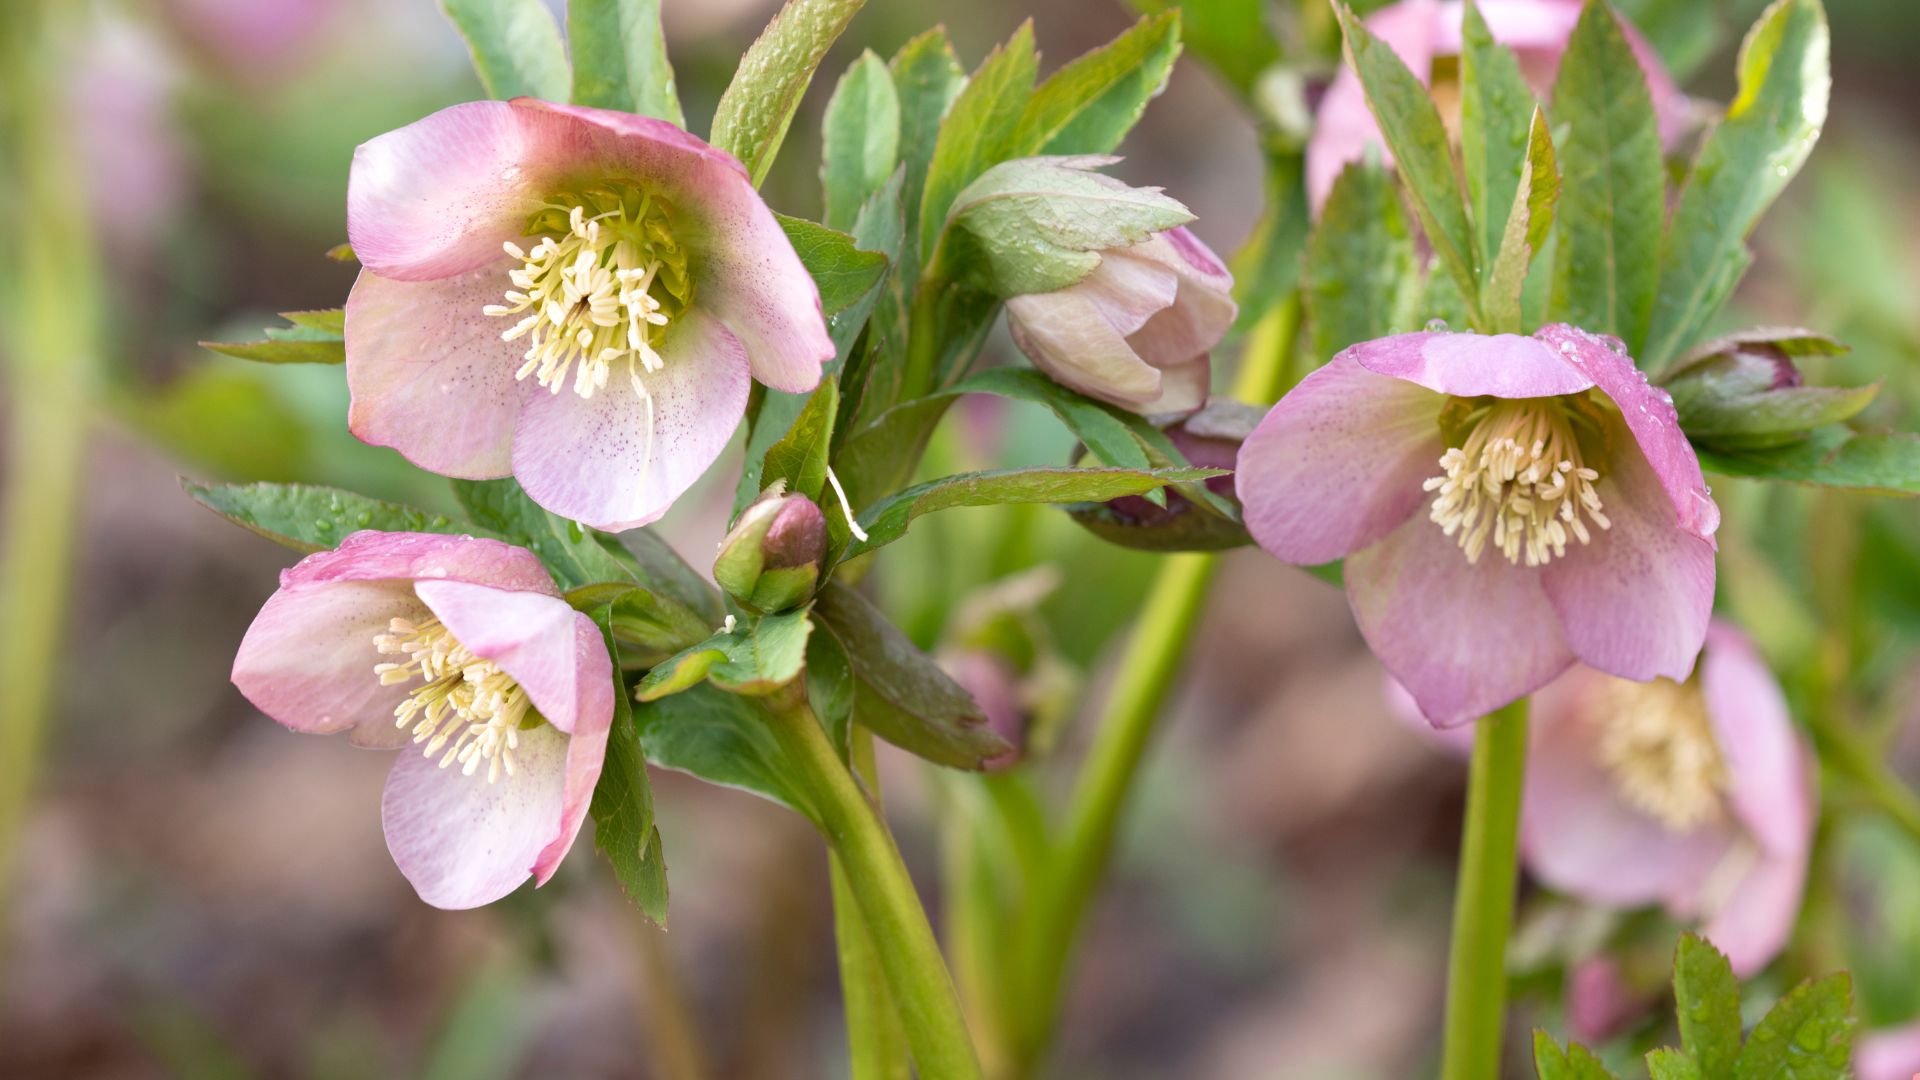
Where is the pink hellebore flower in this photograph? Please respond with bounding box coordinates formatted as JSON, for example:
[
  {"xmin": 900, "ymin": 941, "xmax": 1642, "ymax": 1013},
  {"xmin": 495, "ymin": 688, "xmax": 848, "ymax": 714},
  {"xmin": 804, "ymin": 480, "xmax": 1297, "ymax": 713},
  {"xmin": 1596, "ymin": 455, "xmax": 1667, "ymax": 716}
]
[
  {"xmin": 1237, "ymin": 325, "xmax": 1719, "ymax": 725},
  {"xmin": 1307, "ymin": 0, "xmax": 1688, "ymax": 210},
  {"xmin": 1526, "ymin": 623, "xmax": 1815, "ymax": 978},
  {"xmin": 345, "ymin": 99, "xmax": 834, "ymax": 530},
  {"xmin": 231, "ymin": 531, "xmax": 614, "ymax": 909},
  {"xmin": 1007, "ymin": 226, "xmax": 1236, "ymax": 415}
]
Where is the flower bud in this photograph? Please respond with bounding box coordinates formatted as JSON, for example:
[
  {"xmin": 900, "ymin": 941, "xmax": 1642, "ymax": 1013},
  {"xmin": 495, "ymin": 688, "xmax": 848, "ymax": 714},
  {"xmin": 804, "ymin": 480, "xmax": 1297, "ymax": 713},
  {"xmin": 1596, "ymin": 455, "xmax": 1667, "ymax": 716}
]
[
  {"xmin": 1664, "ymin": 329, "xmax": 1871, "ymax": 450},
  {"xmin": 1070, "ymin": 400, "xmax": 1257, "ymax": 551},
  {"xmin": 714, "ymin": 488, "xmax": 827, "ymax": 613}
]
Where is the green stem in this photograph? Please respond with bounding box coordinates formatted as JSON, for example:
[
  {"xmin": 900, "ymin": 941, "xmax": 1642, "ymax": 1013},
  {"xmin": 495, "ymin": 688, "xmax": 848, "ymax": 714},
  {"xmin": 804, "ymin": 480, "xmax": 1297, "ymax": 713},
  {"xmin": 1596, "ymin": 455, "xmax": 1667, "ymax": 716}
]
[
  {"xmin": 632, "ymin": 918, "xmax": 713, "ymax": 1080},
  {"xmin": 1439, "ymin": 699, "xmax": 1530, "ymax": 1080},
  {"xmin": 832, "ymin": 728, "xmax": 912, "ymax": 1080},
  {"xmin": 1809, "ymin": 710, "xmax": 1920, "ymax": 847},
  {"xmin": 765, "ymin": 692, "xmax": 982, "ymax": 1080}
]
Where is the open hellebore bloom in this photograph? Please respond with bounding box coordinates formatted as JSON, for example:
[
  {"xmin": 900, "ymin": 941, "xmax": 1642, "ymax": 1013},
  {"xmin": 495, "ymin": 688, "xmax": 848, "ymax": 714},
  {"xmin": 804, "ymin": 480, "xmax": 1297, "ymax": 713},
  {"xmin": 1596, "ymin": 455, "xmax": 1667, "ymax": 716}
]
[
  {"xmin": 1006, "ymin": 226, "xmax": 1236, "ymax": 415},
  {"xmin": 1307, "ymin": 0, "xmax": 1688, "ymax": 210},
  {"xmin": 345, "ymin": 99, "xmax": 834, "ymax": 530},
  {"xmin": 1238, "ymin": 325, "xmax": 1719, "ymax": 725},
  {"xmin": 1526, "ymin": 623, "xmax": 1816, "ymax": 977},
  {"xmin": 231, "ymin": 531, "xmax": 613, "ymax": 909}
]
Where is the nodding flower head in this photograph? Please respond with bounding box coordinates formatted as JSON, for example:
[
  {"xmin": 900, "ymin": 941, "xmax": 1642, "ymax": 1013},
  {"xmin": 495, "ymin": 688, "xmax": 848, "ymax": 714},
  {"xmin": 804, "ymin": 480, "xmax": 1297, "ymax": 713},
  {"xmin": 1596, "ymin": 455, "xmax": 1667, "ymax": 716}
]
[
  {"xmin": 230, "ymin": 531, "xmax": 613, "ymax": 909},
  {"xmin": 344, "ymin": 99, "xmax": 834, "ymax": 531}
]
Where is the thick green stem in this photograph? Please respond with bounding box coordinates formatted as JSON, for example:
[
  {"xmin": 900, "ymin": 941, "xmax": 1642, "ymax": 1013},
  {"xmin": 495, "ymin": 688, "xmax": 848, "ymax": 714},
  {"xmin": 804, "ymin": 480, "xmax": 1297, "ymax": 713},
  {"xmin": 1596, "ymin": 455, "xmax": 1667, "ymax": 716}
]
[
  {"xmin": 832, "ymin": 728, "xmax": 912, "ymax": 1080},
  {"xmin": 765, "ymin": 694, "xmax": 982, "ymax": 1080},
  {"xmin": 0, "ymin": 0, "xmax": 98, "ymax": 944},
  {"xmin": 1440, "ymin": 699, "xmax": 1530, "ymax": 1080}
]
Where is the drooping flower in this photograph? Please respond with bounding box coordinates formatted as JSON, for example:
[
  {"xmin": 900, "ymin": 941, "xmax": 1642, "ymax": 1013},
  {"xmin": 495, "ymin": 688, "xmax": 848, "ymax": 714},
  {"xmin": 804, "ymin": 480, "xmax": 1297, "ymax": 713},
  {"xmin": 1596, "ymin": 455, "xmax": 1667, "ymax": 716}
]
[
  {"xmin": 344, "ymin": 99, "xmax": 834, "ymax": 530},
  {"xmin": 1307, "ymin": 0, "xmax": 1689, "ymax": 210},
  {"xmin": 1524, "ymin": 622, "xmax": 1815, "ymax": 977},
  {"xmin": 1237, "ymin": 325, "xmax": 1719, "ymax": 725},
  {"xmin": 1005, "ymin": 226, "xmax": 1236, "ymax": 415},
  {"xmin": 231, "ymin": 531, "xmax": 613, "ymax": 909}
]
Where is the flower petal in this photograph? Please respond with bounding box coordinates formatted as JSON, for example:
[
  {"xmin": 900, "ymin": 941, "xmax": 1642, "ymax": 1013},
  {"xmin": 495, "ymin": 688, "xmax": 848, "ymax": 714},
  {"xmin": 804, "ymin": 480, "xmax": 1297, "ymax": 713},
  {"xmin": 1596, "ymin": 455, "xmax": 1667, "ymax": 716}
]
[
  {"xmin": 281, "ymin": 530, "xmax": 558, "ymax": 595},
  {"xmin": 1521, "ymin": 668, "xmax": 1737, "ymax": 905},
  {"xmin": 1351, "ymin": 329, "xmax": 1597, "ymax": 399},
  {"xmin": 1237, "ymin": 354, "xmax": 1446, "ymax": 565},
  {"xmin": 1700, "ymin": 622, "xmax": 1813, "ymax": 859},
  {"xmin": 346, "ymin": 100, "xmax": 548, "ymax": 281},
  {"xmin": 1540, "ymin": 412, "xmax": 1714, "ymax": 683},
  {"xmin": 1149, "ymin": 355, "xmax": 1212, "ymax": 415},
  {"xmin": 345, "ymin": 264, "xmax": 524, "ymax": 479},
  {"xmin": 1122, "ymin": 228, "xmax": 1237, "ymax": 369},
  {"xmin": 1856, "ymin": 1023, "xmax": 1920, "ymax": 1080},
  {"xmin": 1536, "ymin": 324, "xmax": 1718, "ymax": 541},
  {"xmin": 1304, "ymin": 0, "xmax": 1443, "ymax": 209},
  {"xmin": 1345, "ymin": 511, "xmax": 1575, "ymax": 726},
  {"xmin": 1699, "ymin": 838, "xmax": 1810, "ymax": 977},
  {"xmin": 231, "ymin": 578, "xmax": 421, "ymax": 748},
  {"xmin": 381, "ymin": 720, "xmax": 569, "ymax": 909},
  {"xmin": 1006, "ymin": 253, "xmax": 1179, "ymax": 408},
  {"xmin": 511, "ymin": 308, "xmax": 750, "ymax": 531},
  {"xmin": 532, "ymin": 679, "xmax": 611, "ymax": 886},
  {"xmin": 412, "ymin": 580, "xmax": 613, "ymax": 738}
]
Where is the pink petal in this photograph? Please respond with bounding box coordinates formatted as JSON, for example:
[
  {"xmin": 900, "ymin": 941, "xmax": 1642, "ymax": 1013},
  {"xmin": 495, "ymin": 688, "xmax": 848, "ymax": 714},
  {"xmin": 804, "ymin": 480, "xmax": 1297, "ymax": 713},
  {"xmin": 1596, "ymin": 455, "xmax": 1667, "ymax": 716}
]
[
  {"xmin": 1122, "ymin": 228, "xmax": 1237, "ymax": 369},
  {"xmin": 1701, "ymin": 622, "xmax": 1813, "ymax": 858},
  {"xmin": 1306, "ymin": 0, "xmax": 1443, "ymax": 209},
  {"xmin": 1698, "ymin": 838, "xmax": 1810, "ymax": 977},
  {"xmin": 1536, "ymin": 324, "xmax": 1718, "ymax": 542},
  {"xmin": 1352, "ymin": 330, "xmax": 1596, "ymax": 399},
  {"xmin": 1521, "ymin": 668, "xmax": 1737, "ymax": 905},
  {"xmin": 1150, "ymin": 356, "xmax": 1212, "ymax": 415},
  {"xmin": 381, "ymin": 720, "xmax": 570, "ymax": 909},
  {"xmin": 532, "ymin": 685, "xmax": 610, "ymax": 886},
  {"xmin": 511, "ymin": 308, "xmax": 750, "ymax": 531},
  {"xmin": 1856, "ymin": 1023, "xmax": 1920, "ymax": 1080},
  {"xmin": 1566, "ymin": 956, "xmax": 1644, "ymax": 1045},
  {"xmin": 413, "ymin": 580, "xmax": 613, "ymax": 738},
  {"xmin": 1237, "ymin": 354, "xmax": 1446, "ymax": 564},
  {"xmin": 1344, "ymin": 511, "xmax": 1575, "ymax": 726},
  {"xmin": 280, "ymin": 530, "xmax": 557, "ymax": 595},
  {"xmin": 231, "ymin": 579, "xmax": 420, "ymax": 749},
  {"xmin": 345, "ymin": 264, "xmax": 523, "ymax": 479},
  {"xmin": 1006, "ymin": 253, "xmax": 1179, "ymax": 408},
  {"xmin": 1540, "ymin": 411, "xmax": 1714, "ymax": 683}
]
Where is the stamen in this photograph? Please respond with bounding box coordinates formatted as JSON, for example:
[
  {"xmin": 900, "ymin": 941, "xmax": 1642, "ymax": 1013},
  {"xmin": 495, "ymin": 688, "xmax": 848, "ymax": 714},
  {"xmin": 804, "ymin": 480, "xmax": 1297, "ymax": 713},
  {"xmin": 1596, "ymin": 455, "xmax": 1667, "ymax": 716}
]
[
  {"xmin": 1423, "ymin": 398, "xmax": 1609, "ymax": 567},
  {"xmin": 1591, "ymin": 676, "xmax": 1727, "ymax": 831},
  {"xmin": 373, "ymin": 614, "xmax": 537, "ymax": 784}
]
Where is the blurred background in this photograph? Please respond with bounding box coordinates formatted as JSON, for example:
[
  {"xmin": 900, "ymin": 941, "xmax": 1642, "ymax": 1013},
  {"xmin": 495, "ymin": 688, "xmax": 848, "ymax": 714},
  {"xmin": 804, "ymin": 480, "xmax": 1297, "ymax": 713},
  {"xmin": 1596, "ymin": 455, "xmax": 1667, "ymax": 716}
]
[{"xmin": 2, "ymin": 0, "xmax": 1919, "ymax": 1076}]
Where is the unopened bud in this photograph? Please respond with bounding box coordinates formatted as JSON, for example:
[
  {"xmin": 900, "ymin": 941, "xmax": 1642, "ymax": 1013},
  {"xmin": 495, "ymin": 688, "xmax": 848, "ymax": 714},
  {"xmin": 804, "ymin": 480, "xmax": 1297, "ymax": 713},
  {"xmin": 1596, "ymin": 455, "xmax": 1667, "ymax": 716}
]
[{"xmin": 714, "ymin": 488, "xmax": 827, "ymax": 613}]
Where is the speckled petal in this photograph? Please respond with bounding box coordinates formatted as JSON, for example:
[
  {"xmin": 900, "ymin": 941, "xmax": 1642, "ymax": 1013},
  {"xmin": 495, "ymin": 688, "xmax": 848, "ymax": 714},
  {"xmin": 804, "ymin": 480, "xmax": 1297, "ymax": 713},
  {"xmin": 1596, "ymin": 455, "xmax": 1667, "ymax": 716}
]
[{"xmin": 1350, "ymin": 329, "xmax": 1596, "ymax": 399}]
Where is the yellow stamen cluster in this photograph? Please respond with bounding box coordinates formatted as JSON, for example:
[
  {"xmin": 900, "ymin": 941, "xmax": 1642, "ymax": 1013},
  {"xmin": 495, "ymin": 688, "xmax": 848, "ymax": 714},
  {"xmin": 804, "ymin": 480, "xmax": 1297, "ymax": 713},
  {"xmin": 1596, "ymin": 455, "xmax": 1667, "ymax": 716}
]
[
  {"xmin": 1593, "ymin": 676, "xmax": 1728, "ymax": 831},
  {"xmin": 1424, "ymin": 398, "xmax": 1610, "ymax": 566},
  {"xmin": 374, "ymin": 614, "xmax": 536, "ymax": 784},
  {"xmin": 484, "ymin": 189, "xmax": 690, "ymax": 402}
]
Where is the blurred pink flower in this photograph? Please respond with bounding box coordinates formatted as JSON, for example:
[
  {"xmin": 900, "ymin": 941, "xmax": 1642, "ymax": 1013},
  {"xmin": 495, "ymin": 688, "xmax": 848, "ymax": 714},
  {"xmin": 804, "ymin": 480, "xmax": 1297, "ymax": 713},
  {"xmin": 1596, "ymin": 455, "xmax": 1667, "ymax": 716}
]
[
  {"xmin": 1308, "ymin": 0, "xmax": 1688, "ymax": 210},
  {"xmin": 344, "ymin": 99, "xmax": 833, "ymax": 530},
  {"xmin": 1524, "ymin": 622, "xmax": 1815, "ymax": 977},
  {"xmin": 69, "ymin": 20, "xmax": 189, "ymax": 262},
  {"xmin": 231, "ymin": 531, "xmax": 613, "ymax": 909},
  {"xmin": 943, "ymin": 651, "xmax": 1027, "ymax": 772},
  {"xmin": 157, "ymin": 0, "xmax": 337, "ymax": 78},
  {"xmin": 1565, "ymin": 956, "xmax": 1643, "ymax": 1044},
  {"xmin": 1237, "ymin": 325, "xmax": 1718, "ymax": 726},
  {"xmin": 1007, "ymin": 226, "xmax": 1235, "ymax": 414},
  {"xmin": 1857, "ymin": 1022, "xmax": 1920, "ymax": 1080}
]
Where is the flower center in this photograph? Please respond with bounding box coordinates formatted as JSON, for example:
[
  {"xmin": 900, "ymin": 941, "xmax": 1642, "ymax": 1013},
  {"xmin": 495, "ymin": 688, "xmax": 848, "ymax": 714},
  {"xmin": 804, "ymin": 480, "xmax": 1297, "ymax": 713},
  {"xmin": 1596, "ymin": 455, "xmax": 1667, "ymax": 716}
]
[
  {"xmin": 484, "ymin": 188, "xmax": 691, "ymax": 402},
  {"xmin": 1592, "ymin": 676, "xmax": 1728, "ymax": 832},
  {"xmin": 1423, "ymin": 397, "xmax": 1610, "ymax": 567},
  {"xmin": 373, "ymin": 614, "xmax": 540, "ymax": 784}
]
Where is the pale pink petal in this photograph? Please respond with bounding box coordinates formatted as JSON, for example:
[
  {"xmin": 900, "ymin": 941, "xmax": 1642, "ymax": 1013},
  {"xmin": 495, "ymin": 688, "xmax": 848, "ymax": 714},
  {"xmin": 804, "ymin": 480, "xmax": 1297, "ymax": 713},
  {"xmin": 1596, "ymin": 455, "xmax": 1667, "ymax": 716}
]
[
  {"xmin": 1522, "ymin": 668, "xmax": 1736, "ymax": 905},
  {"xmin": 413, "ymin": 580, "xmax": 613, "ymax": 738},
  {"xmin": 1237, "ymin": 354, "xmax": 1446, "ymax": 564},
  {"xmin": 1150, "ymin": 356, "xmax": 1212, "ymax": 415},
  {"xmin": 345, "ymin": 264, "xmax": 523, "ymax": 479},
  {"xmin": 532, "ymin": 682, "xmax": 610, "ymax": 885},
  {"xmin": 1856, "ymin": 1023, "xmax": 1920, "ymax": 1080},
  {"xmin": 381, "ymin": 720, "xmax": 569, "ymax": 909},
  {"xmin": 1698, "ymin": 839, "xmax": 1810, "ymax": 977},
  {"xmin": 1535, "ymin": 324, "xmax": 1718, "ymax": 541},
  {"xmin": 1540, "ymin": 411, "xmax": 1714, "ymax": 683},
  {"xmin": 511, "ymin": 308, "xmax": 750, "ymax": 531},
  {"xmin": 1566, "ymin": 956, "xmax": 1644, "ymax": 1044},
  {"xmin": 1352, "ymin": 330, "xmax": 1596, "ymax": 399},
  {"xmin": 232, "ymin": 579, "xmax": 420, "ymax": 749},
  {"xmin": 280, "ymin": 531, "xmax": 557, "ymax": 595},
  {"xmin": 1701, "ymin": 622, "xmax": 1812, "ymax": 858},
  {"xmin": 1006, "ymin": 254, "xmax": 1179, "ymax": 408},
  {"xmin": 1123, "ymin": 228, "xmax": 1237, "ymax": 368},
  {"xmin": 1345, "ymin": 511, "xmax": 1574, "ymax": 726}
]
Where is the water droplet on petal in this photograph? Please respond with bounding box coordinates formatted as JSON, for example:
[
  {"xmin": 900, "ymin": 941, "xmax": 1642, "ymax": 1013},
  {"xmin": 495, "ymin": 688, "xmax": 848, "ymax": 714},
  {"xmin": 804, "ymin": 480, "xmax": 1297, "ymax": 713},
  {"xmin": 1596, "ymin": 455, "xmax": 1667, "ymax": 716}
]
[{"xmin": 1425, "ymin": 318, "xmax": 1450, "ymax": 332}]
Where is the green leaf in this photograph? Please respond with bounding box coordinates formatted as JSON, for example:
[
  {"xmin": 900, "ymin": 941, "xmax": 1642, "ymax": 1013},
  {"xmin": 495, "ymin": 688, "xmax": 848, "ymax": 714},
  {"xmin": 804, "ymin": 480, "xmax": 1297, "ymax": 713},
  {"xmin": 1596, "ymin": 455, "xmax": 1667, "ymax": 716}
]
[
  {"xmin": 610, "ymin": 529, "xmax": 728, "ymax": 626},
  {"xmin": 1644, "ymin": 0, "xmax": 1830, "ymax": 366},
  {"xmin": 1533, "ymin": 1030, "xmax": 1626, "ymax": 1080},
  {"xmin": 1124, "ymin": 0, "xmax": 1278, "ymax": 95},
  {"xmin": 1697, "ymin": 426, "xmax": 1920, "ymax": 494},
  {"xmin": 1675, "ymin": 377, "xmax": 1877, "ymax": 448},
  {"xmin": 1548, "ymin": 0, "xmax": 1666, "ymax": 353},
  {"xmin": 710, "ymin": 0, "xmax": 869, "ymax": 187},
  {"xmin": 1012, "ymin": 12, "xmax": 1181, "ymax": 157},
  {"xmin": 450, "ymin": 478, "xmax": 636, "ymax": 589},
  {"xmin": 1645, "ymin": 1048, "xmax": 1705, "ymax": 1080},
  {"xmin": 947, "ymin": 156, "xmax": 1193, "ymax": 296},
  {"xmin": 184, "ymin": 481, "xmax": 485, "ymax": 553},
  {"xmin": 709, "ymin": 609, "xmax": 814, "ymax": 695},
  {"xmin": 916, "ymin": 22, "xmax": 1039, "ymax": 261},
  {"xmin": 569, "ymin": 584, "xmax": 711, "ymax": 662},
  {"xmin": 1732, "ymin": 973, "xmax": 1853, "ymax": 1080},
  {"xmin": 634, "ymin": 683, "xmax": 813, "ymax": 816},
  {"xmin": 1459, "ymin": 0, "xmax": 1539, "ymax": 289},
  {"xmin": 1673, "ymin": 933, "xmax": 1744, "ymax": 1079},
  {"xmin": 439, "ymin": 0, "xmax": 570, "ymax": 101},
  {"xmin": 842, "ymin": 466, "xmax": 1220, "ymax": 561},
  {"xmin": 1334, "ymin": 3, "xmax": 1478, "ymax": 322},
  {"xmin": 950, "ymin": 368, "xmax": 1152, "ymax": 472},
  {"xmin": 762, "ymin": 376, "xmax": 839, "ymax": 502},
  {"xmin": 776, "ymin": 215, "xmax": 890, "ymax": 316},
  {"xmin": 587, "ymin": 614, "xmax": 667, "ymax": 922},
  {"xmin": 1304, "ymin": 158, "xmax": 1418, "ymax": 361},
  {"xmin": 1486, "ymin": 108, "xmax": 1560, "ymax": 333},
  {"xmin": 201, "ymin": 310, "xmax": 345, "ymax": 364},
  {"xmin": 813, "ymin": 583, "xmax": 1010, "ymax": 769},
  {"xmin": 889, "ymin": 28, "xmax": 968, "ymax": 271},
  {"xmin": 822, "ymin": 51, "xmax": 901, "ymax": 231},
  {"xmin": 566, "ymin": 0, "xmax": 683, "ymax": 125}
]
